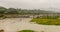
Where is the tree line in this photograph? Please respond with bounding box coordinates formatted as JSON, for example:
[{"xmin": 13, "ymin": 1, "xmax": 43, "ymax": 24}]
[{"xmin": 0, "ymin": 6, "xmax": 53, "ymax": 14}]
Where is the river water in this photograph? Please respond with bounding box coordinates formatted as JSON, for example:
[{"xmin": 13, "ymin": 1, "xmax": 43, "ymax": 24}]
[{"xmin": 0, "ymin": 18, "xmax": 60, "ymax": 32}]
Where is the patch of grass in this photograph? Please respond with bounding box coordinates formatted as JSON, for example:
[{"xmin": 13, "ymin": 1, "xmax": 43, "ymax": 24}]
[
  {"xmin": 30, "ymin": 18, "xmax": 60, "ymax": 25},
  {"xmin": 18, "ymin": 30, "xmax": 35, "ymax": 32}
]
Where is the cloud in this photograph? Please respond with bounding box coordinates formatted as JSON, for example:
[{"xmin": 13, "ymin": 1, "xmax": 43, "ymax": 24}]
[{"xmin": 0, "ymin": 0, "xmax": 60, "ymax": 9}]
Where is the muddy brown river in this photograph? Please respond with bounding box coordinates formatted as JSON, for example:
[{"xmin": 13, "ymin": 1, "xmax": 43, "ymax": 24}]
[{"xmin": 0, "ymin": 18, "xmax": 60, "ymax": 32}]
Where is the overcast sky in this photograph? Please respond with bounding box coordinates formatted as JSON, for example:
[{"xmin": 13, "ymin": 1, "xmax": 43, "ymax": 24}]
[{"xmin": 0, "ymin": 0, "xmax": 60, "ymax": 10}]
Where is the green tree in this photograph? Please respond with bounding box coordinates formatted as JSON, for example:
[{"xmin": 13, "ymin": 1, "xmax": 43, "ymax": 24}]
[
  {"xmin": 7, "ymin": 8, "xmax": 18, "ymax": 14},
  {"xmin": 0, "ymin": 6, "xmax": 7, "ymax": 14}
]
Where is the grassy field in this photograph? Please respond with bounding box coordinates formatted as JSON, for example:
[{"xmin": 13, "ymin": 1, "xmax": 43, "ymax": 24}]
[{"xmin": 30, "ymin": 18, "xmax": 60, "ymax": 25}]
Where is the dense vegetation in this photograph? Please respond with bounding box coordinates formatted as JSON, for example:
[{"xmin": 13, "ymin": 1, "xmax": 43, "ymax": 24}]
[
  {"xmin": 30, "ymin": 16, "xmax": 60, "ymax": 25},
  {"xmin": 0, "ymin": 6, "xmax": 53, "ymax": 14}
]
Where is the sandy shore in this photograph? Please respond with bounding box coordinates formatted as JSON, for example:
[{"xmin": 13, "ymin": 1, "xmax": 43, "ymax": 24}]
[{"xmin": 0, "ymin": 18, "xmax": 60, "ymax": 32}]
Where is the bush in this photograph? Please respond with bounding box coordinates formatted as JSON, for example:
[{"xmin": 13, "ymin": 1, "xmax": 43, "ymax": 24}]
[{"xmin": 0, "ymin": 15, "xmax": 6, "ymax": 19}]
